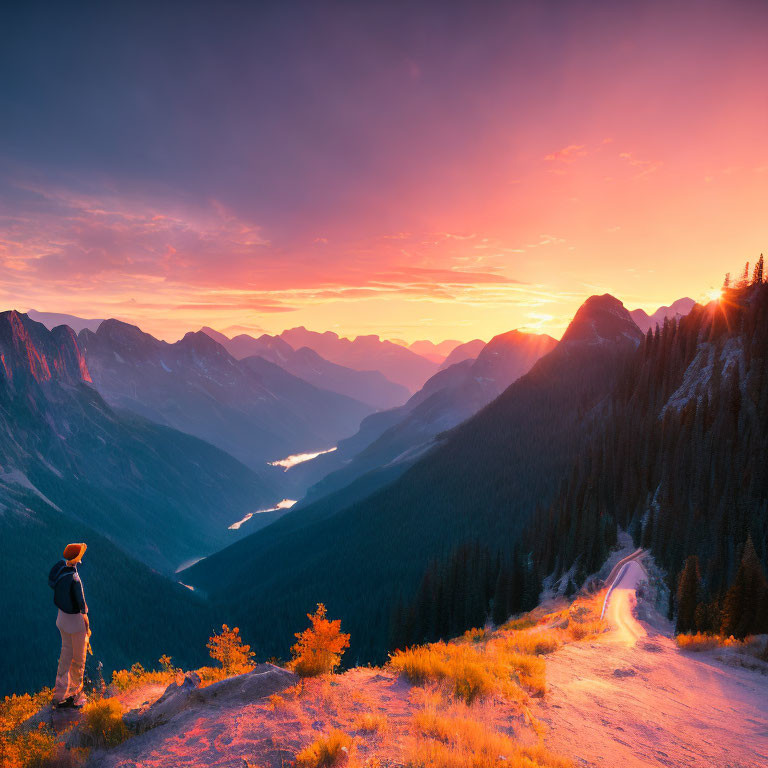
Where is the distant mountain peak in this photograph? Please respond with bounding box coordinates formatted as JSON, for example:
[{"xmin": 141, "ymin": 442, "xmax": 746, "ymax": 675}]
[
  {"xmin": 630, "ymin": 297, "xmax": 696, "ymax": 333},
  {"xmin": 200, "ymin": 326, "xmax": 231, "ymax": 345},
  {"xmin": 0, "ymin": 310, "xmax": 91, "ymax": 385},
  {"xmin": 178, "ymin": 330, "xmax": 228, "ymax": 356},
  {"xmin": 96, "ymin": 318, "xmax": 157, "ymax": 345},
  {"xmin": 560, "ymin": 294, "xmax": 643, "ymax": 347}
]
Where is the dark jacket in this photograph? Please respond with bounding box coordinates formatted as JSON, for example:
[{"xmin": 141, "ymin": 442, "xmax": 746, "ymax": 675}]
[{"xmin": 48, "ymin": 560, "xmax": 88, "ymax": 615}]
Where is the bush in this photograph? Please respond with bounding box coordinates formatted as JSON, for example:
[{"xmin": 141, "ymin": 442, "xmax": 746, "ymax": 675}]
[
  {"xmin": 289, "ymin": 604, "xmax": 351, "ymax": 678},
  {"xmin": 207, "ymin": 625, "xmax": 256, "ymax": 676},
  {"xmin": 295, "ymin": 729, "xmax": 352, "ymax": 768},
  {"xmin": 0, "ymin": 724, "xmax": 61, "ymax": 768},
  {"xmin": 80, "ymin": 699, "xmax": 129, "ymax": 748},
  {"xmin": 0, "ymin": 690, "xmax": 77, "ymax": 768},
  {"xmin": 0, "ymin": 690, "xmax": 52, "ymax": 733}
]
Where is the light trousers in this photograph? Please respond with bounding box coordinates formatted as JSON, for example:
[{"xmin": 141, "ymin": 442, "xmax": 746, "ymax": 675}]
[{"xmin": 53, "ymin": 628, "xmax": 87, "ymax": 702}]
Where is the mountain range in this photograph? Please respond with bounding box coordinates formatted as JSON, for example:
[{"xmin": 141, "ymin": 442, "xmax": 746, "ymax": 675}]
[
  {"xmin": 200, "ymin": 327, "xmax": 409, "ymax": 410},
  {"xmin": 27, "ymin": 309, "xmax": 105, "ymax": 334},
  {"xmin": 79, "ymin": 320, "xmax": 373, "ymax": 478},
  {"xmin": 406, "ymin": 338, "xmax": 464, "ymax": 364},
  {"xmin": 279, "ymin": 327, "xmax": 439, "ymax": 392},
  {"xmin": 629, "ymin": 297, "xmax": 696, "ymax": 333}
]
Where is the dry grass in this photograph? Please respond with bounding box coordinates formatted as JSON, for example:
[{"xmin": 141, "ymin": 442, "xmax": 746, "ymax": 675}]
[
  {"xmin": 79, "ymin": 698, "xmax": 129, "ymax": 749},
  {"xmin": 675, "ymin": 633, "xmax": 768, "ymax": 658},
  {"xmin": 110, "ymin": 662, "xmax": 177, "ymax": 692},
  {"xmin": 461, "ymin": 628, "xmax": 488, "ymax": 644},
  {"xmin": 504, "ymin": 653, "xmax": 546, "ymax": 696},
  {"xmin": 409, "ymin": 708, "xmax": 572, "ymax": 768},
  {"xmin": 566, "ymin": 619, "xmax": 605, "ymax": 641},
  {"xmin": 676, "ymin": 633, "xmax": 721, "ymax": 652},
  {"xmin": 502, "ymin": 629, "xmax": 562, "ymax": 656},
  {"xmin": 295, "ymin": 729, "xmax": 353, "ymax": 768},
  {"xmin": 352, "ymin": 712, "xmax": 388, "ymax": 734},
  {"xmin": 502, "ymin": 616, "xmax": 538, "ymax": 632},
  {"xmin": 389, "ymin": 642, "xmax": 525, "ymax": 704}
]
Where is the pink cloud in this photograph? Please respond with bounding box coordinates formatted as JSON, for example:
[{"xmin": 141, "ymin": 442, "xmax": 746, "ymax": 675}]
[{"xmin": 545, "ymin": 144, "xmax": 588, "ymax": 163}]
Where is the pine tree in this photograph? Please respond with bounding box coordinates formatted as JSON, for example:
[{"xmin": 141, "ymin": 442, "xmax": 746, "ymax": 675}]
[
  {"xmin": 753, "ymin": 254, "xmax": 764, "ymax": 285},
  {"xmin": 721, "ymin": 537, "xmax": 768, "ymax": 638},
  {"xmin": 738, "ymin": 262, "xmax": 750, "ymax": 288},
  {"xmin": 676, "ymin": 556, "xmax": 700, "ymax": 634}
]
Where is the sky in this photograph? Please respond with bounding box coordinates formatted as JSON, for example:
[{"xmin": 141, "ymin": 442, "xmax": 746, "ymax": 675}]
[{"xmin": 1, "ymin": 0, "xmax": 766, "ymax": 343}]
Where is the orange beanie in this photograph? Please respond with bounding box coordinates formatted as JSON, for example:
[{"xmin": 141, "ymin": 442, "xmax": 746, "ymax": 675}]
[{"xmin": 63, "ymin": 542, "xmax": 87, "ymax": 566}]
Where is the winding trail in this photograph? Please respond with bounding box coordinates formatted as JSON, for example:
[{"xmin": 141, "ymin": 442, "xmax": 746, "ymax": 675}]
[
  {"xmin": 535, "ymin": 554, "xmax": 768, "ymax": 768},
  {"xmin": 602, "ymin": 558, "xmax": 647, "ymax": 645}
]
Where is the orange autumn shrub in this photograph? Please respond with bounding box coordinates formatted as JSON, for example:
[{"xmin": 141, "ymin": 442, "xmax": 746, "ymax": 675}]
[
  {"xmin": 289, "ymin": 604, "xmax": 351, "ymax": 677},
  {"xmin": 207, "ymin": 624, "xmax": 256, "ymax": 675}
]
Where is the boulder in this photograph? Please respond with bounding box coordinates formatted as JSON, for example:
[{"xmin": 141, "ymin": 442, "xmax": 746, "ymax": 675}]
[{"xmin": 125, "ymin": 664, "xmax": 297, "ymax": 733}]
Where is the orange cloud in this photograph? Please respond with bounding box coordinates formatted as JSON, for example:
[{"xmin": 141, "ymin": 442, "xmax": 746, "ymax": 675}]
[{"xmin": 545, "ymin": 144, "xmax": 588, "ymax": 163}]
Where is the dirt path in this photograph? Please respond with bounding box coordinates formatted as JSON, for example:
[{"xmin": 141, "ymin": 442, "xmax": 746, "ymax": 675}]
[
  {"xmin": 535, "ymin": 562, "xmax": 768, "ymax": 768},
  {"xmin": 602, "ymin": 559, "xmax": 647, "ymax": 645}
]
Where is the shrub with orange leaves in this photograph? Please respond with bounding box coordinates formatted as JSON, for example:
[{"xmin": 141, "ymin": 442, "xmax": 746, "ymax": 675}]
[
  {"xmin": 0, "ymin": 724, "xmax": 63, "ymax": 768},
  {"xmin": 207, "ymin": 624, "xmax": 256, "ymax": 675},
  {"xmin": 289, "ymin": 604, "xmax": 350, "ymax": 678}
]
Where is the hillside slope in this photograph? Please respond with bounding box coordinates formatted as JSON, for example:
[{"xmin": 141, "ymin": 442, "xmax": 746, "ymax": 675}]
[{"xmin": 531, "ymin": 280, "xmax": 768, "ymax": 629}]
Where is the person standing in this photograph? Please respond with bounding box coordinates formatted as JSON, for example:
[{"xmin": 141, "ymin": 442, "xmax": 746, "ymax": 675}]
[{"xmin": 48, "ymin": 543, "xmax": 90, "ymax": 708}]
